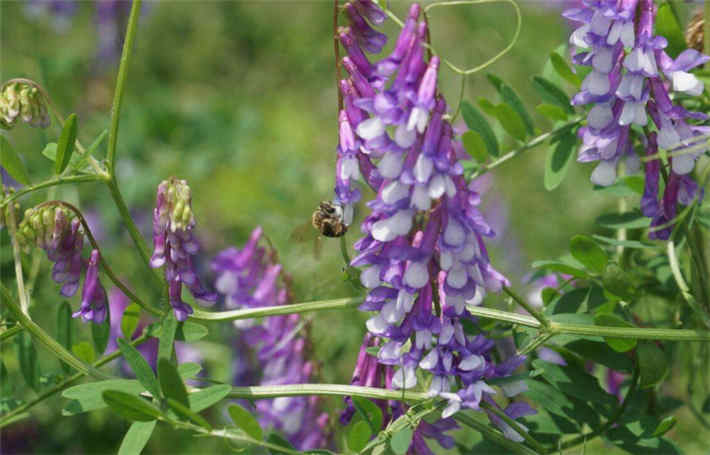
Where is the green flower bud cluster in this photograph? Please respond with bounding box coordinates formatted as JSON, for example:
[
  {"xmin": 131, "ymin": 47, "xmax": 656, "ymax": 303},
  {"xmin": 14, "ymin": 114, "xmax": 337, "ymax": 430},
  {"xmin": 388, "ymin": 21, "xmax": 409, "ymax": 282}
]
[
  {"xmin": 0, "ymin": 81, "xmax": 50, "ymax": 129},
  {"xmin": 16, "ymin": 205, "xmax": 79, "ymax": 252},
  {"xmin": 156, "ymin": 178, "xmax": 195, "ymax": 232}
]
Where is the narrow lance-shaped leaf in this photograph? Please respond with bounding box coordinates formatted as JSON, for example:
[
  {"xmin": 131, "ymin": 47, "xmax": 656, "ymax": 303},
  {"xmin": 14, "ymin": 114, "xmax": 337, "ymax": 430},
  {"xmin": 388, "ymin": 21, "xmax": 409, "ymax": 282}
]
[
  {"xmin": 0, "ymin": 135, "xmax": 30, "ymax": 185},
  {"xmin": 544, "ymin": 131, "xmax": 576, "ymax": 190},
  {"xmin": 158, "ymin": 313, "xmax": 177, "ymax": 362},
  {"xmin": 494, "ymin": 104, "xmax": 528, "ymax": 141},
  {"xmin": 488, "ymin": 74, "xmax": 534, "ymax": 135},
  {"xmin": 532, "ymin": 76, "xmax": 574, "ymax": 113},
  {"xmin": 118, "ymin": 338, "xmax": 161, "ymax": 399},
  {"xmin": 118, "ymin": 421, "xmax": 157, "ymax": 455},
  {"xmin": 55, "ymin": 113, "xmax": 78, "ymax": 174},
  {"xmin": 158, "ymin": 358, "xmax": 189, "ymax": 407},
  {"xmin": 228, "ymin": 403, "xmax": 263, "ymax": 440},
  {"xmin": 550, "ymin": 52, "xmax": 582, "ymax": 88},
  {"xmin": 17, "ymin": 331, "xmax": 38, "ymax": 390},
  {"xmin": 121, "ymin": 303, "xmax": 141, "ymax": 340},
  {"xmin": 166, "ymin": 397, "xmax": 211, "ymax": 429},
  {"xmin": 461, "ymin": 101, "xmax": 499, "ymax": 157},
  {"xmin": 92, "ymin": 303, "xmax": 111, "ymax": 356},
  {"xmin": 102, "ymin": 390, "xmax": 162, "ymax": 422}
]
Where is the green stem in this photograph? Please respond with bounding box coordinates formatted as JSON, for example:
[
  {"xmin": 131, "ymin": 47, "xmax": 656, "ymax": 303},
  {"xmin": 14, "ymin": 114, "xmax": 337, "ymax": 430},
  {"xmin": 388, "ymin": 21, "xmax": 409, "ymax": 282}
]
[
  {"xmin": 106, "ymin": 0, "xmax": 141, "ymax": 174},
  {"xmin": 185, "ymin": 425, "xmax": 302, "ymax": 455},
  {"xmin": 0, "ymin": 324, "xmax": 23, "ymax": 343},
  {"xmin": 454, "ymin": 413, "xmax": 538, "ymax": 455},
  {"xmin": 467, "ymin": 304, "xmax": 710, "ymax": 341},
  {"xmin": 228, "ymin": 383, "xmax": 429, "ymax": 402},
  {"xmin": 5, "ymin": 199, "xmax": 29, "ymax": 315},
  {"xmin": 191, "ymin": 296, "xmax": 362, "ymax": 322},
  {"xmin": 0, "ymin": 174, "xmax": 101, "ymax": 209},
  {"xmin": 105, "ymin": 178, "xmax": 163, "ymax": 288},
  {"xmin": 504, "ymin": 286, "xmax": 549, "ymax": 328},
  {"xmin": 36, "ymin": 201, "xmax": 163, "ymax": 316},
  {"xmin": 471, "ymin": 119, "xmax": 581, "ymax": 179},
  {"xmin": 555, "ymin": 365, "xmax": 640, "ymax": 453},
  {"xmin": 481, "ymin": 401, "xmax": 547, "ymax": 454},
  {"xmin": 0, "ymin": 333, "xmax": 151, "ymax": 428},
  {"xmin": 518, "ymin": 332, "xmax": 553, "ymax": 356},
  {"xmin": 0, "ymin": 284, "xmax": 110, "ymax": 379}
]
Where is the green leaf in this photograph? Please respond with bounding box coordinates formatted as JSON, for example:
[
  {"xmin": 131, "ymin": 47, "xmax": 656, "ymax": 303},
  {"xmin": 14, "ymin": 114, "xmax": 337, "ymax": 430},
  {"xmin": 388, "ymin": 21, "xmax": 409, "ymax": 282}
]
[
  {"xmin": 488, "ymin": 75, "xmax": 534, "ymax": 135},
  {"xmin": 477, "ymin": 98, "xmax": 498, "ymax": 118},
  {"xmin": 601, "ymin": 263, "xmax": 638, "ymax": 301},
  {"xmin": 570, "ymin": 234, "xmax": 608, "ymax": 274},
  {"xmin": 102, "ymin": 390, "xmax": 162, "ymax": 422},
  {"xmin": 532, "ymin": 76, "xmax": 573, "ymax": 113},
  {"xmin": 494, "ymin": 104, "xmax": 527, "ymax": 141},
  {"xmin": 461, "ymin": 101, "xmax": 499, "ymax": 157},
  {"xmin": 55, "ymin": 113, "xmax": 78, "ymax": 174},
  {"xmin": 158, "ymin": 358, "xmax": 189, "ymax": 408},
  {"xmin": 92, "ymin": 307, "xmax": 111, "ymax": 356},
  {"xmin": 266, "ymin": 433, "xmax": 295, "ymax": 453},
  {"xmin": 121, "ymin": 303, "xmax": 141, "ymax": 340},
  {"xmin": 531, "ymin": 260, "xmax": 588, "ymax": 278},
  {"xmin": 228, "ymin": 403, "xmax": 263, "ymax": 440},
  {"xmin": 390, "ymin": 427, "xmax": 413, "ymax": 455},
  {"xmin": 57, "ymin": 301, "xmax": 73, "ymax": 374},
  {"xmin": 702, "ymin": 395, "xmax": 710, "ymax": 413},
  {"xmin": 353, "ymin": 396, "xmax": 384, "ymax": 433},
  {"xmin": 72, "ymin": 340, "xmax": 96, "ymax": 364},
  {"xmin": 655, "ymin": 3, "xmax": 686, "ymax": 58},
  {"xmin": 462, "ymin": 131, "xmax": 487, "ymax": 163},
  {"xmin": 594, "ymin": 313, "xmax": 637, "ymax": 352},
  {"xmin": 62, "ymin": 379, "xmax": 144, "ymax": 415},
  {"xmin": 531, "ymin": 359, "xmax": 616, "ymax": 408},
  {"xmin": 166, "ymin": 397, "xmax": 211, "ymax": 429},
  {"xmin": 637, "ymin": 342, "xmax": 669, "ymax": 389},
  {"xmin": 592, "ymin": 235, "xmax": 654, "ymax": 249},
  {"xmin": 565, "ymin": 340, "xmax": 633, "ymax": 373},
  {"xmin": 550, "ymin": 52, "xmax": 581, "ymax": 88},
  {"xmin": 596, "ymin": 211, "xmax": 650, "ymax": 229},
  {"xmin": 176, "ymin": 321, "xmax": 208, "ymax": 342},
  {"xmin": 536, "ymin": 103, "xmax": 569, "ymax": 122},
  {"xmin": 158, "ymin": 313, "xmax": 177, "ymax": 362},
  {"xmin": 188, "ymin": 384, "xmax": 231, "ymax": 412},
  {"xmin": 348, "ymin": 420, "xmax": 372, "ymax": 452},
  {"xmin": 118, "ymin": 421, "xmax": 157, "ymax": 455},
  {"xmin": 118, "ymin": 338, "xmax": 161, "ymax": 398},
  {"xmin": 178, "ymin": 362, "xmax": 202, "ymax": 379},
  {"xmin": 652, "ymin": 416, "xmax": 677, "ymax": 437},
  {"xmin": 544, "ymin": 132, "xmax": 576, "ymax": 190},
  {"xmin": 0, "ymin": 135, "xmax": 30, "ymax": 184},
  {"xmin": 17, "ymin": 331, "xmax": 38, "ymax": 390}
]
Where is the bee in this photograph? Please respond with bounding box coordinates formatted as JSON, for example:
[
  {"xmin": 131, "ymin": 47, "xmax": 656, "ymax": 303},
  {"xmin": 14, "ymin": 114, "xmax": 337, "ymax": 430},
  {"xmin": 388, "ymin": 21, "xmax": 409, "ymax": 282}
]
[{"xmin": 311, "ymin": 201, "xmax": 348, "ymax": 238}]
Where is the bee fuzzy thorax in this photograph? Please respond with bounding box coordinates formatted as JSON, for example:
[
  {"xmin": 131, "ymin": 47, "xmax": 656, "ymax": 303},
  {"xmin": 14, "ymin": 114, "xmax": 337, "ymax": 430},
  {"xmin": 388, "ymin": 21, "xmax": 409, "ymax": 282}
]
[{"xmin": 312, "ymin": 201, "xmax": 348, "ymax": 238}]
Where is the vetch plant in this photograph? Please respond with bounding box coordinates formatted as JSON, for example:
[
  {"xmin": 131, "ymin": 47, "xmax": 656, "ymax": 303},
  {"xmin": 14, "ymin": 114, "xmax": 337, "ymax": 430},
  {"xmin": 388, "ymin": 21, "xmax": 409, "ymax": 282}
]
[{"xmin": 1, "ymin": 0, "xmax": 710, "ymax": 454}]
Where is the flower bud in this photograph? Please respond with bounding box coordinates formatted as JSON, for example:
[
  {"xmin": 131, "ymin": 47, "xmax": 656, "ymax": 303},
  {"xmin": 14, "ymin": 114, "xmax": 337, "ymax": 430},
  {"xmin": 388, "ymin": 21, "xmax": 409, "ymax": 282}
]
[{"xmin": 0, "ymin": 80, "xmax": 50, "ymax": 129}]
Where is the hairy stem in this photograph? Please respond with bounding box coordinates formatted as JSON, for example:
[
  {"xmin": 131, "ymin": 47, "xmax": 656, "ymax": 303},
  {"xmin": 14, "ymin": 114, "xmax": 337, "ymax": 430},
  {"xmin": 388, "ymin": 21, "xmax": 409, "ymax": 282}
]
[
  {"xmin": 504, "ymin": 286, "xmax": 549, "ymax": 328},
  {"xmin": 667, "ymin": 239, "xmax": 710, "ymax": 329},
  {"xmin": 228, "ymin": 383, "xmax": 429, "ymax": 402},
  {"xmin": 191, "ymin": 296, "xmax": 362, "ymax": 322},
  {"xmin": 5, "ymin": 198, "xmax": 29, "ymax": 314},
  {"xmin": 481, "ymin": 401, "xmax": 547, "ymax": 454}
]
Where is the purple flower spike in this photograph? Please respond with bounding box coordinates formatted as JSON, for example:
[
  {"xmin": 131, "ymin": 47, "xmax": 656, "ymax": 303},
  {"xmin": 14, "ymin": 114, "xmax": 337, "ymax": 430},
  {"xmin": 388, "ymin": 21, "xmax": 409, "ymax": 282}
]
[
  {"xmin": 73, "ymin": 249, "xmax": 108, "ymax": 324},
  {"xmin": 213, "ymin": 227, "xmax": 328, "ymax": 450},
  {"xmin": 334, "ymin": 3, "xmax": 524, "ymax": 444},
  {"xmin": 565, "ymin": 0, "xmax": 709, "ymax": 236},
  {"xmin": 150, "ymin": 178, "xmax": 216, "ymax": 320}
]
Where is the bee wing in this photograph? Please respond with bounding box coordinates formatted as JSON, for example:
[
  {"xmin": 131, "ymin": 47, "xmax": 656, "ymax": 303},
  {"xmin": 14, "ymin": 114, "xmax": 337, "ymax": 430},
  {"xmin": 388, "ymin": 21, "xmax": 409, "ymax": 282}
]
[{"xmin": 289, "ymin": 221, "xmax": 317, "ymax": 243}]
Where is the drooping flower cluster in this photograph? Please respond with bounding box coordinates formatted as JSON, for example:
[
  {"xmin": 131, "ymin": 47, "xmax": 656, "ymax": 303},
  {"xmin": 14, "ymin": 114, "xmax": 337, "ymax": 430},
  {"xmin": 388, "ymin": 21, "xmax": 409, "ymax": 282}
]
[
  {"xmin": 212, "ymin": 227, "xmax": 329, "ymax": 451},
  {"xmin": 333, "ymin": 1, "xmax": 526, "ymax": 426},
  {"xmin": 0, "ymin": 80, "xmax": 50, "ymax": 129},
  {"xmin": 566, "ymin": 0, "xmax": 708, "ymax": 239},
  {"xmin": 17, "ymin": 205, "xmax": 84, "ymax": 297},
  {"xmin": 150, "ymin": 178, "xmax": 216, "ymax": 321},
  {"xmin": 16, "ymin": 205, "xmax": 108, "ymax": 323}
]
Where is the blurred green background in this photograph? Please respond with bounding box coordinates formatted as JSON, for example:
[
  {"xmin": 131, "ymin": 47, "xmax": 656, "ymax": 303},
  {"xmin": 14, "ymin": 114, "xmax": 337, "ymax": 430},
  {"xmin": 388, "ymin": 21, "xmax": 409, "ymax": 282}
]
[{"xmin": 1, "ymin": 1, "xmax": 708, "ymax": 453}]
